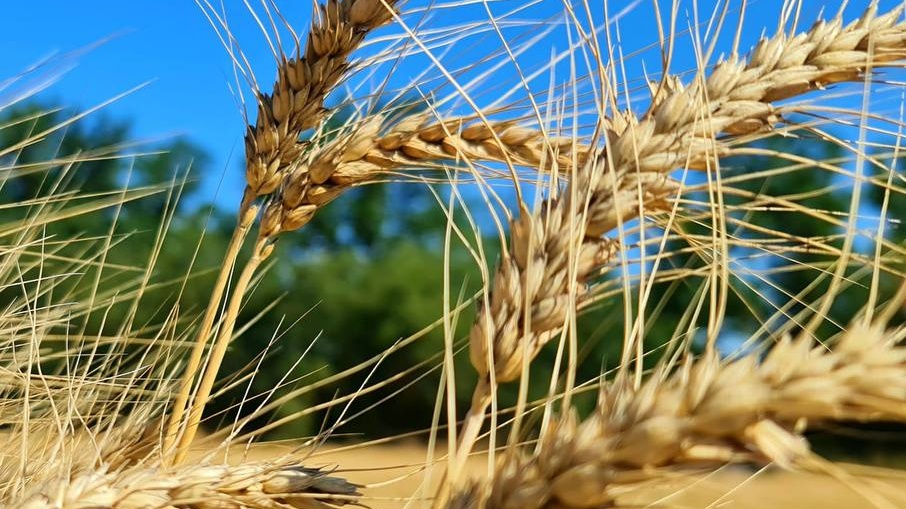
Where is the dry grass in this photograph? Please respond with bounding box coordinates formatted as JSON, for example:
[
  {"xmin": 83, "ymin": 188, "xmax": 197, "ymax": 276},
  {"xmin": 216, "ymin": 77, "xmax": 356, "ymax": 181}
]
[{"xmin": 3, "ymin": 0, "xmax": 906, "ymax": 509}]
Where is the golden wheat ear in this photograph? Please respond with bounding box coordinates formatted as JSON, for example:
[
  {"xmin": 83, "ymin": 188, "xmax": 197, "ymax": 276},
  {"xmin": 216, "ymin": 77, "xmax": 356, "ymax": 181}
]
[
  {"xmin": 14, "ymin": 460, "xmax": 360, "ymax": 509},
  {"xmin": 260, "ymin": 114, "xmax": 587, "ymax": 238},
  {"xmin": 243, "ymin": 0, "xmax": 401, "ymax": 200},
  {"xmin": 454, "ymin": 309, "xmax": 906, "ymax": 509},
  {"xmin": 165, "ymin": 0, "xmax": 404, "ymax": 462}
]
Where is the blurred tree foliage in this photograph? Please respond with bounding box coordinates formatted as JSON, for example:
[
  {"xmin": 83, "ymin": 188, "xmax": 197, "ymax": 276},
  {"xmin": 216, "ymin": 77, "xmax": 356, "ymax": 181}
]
[{"xmin": 2, "ymin": 103, "xmax": 903, "ymax": 440}]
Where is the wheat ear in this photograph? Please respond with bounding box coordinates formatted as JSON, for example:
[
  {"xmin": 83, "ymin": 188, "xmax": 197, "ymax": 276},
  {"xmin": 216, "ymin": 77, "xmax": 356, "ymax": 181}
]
[
  {"xmin": 452, "ymin": 315, "xmax": 906, "ymax": 509},
  {"xmin": 15, "ymin": 461, "xmax": 360, "ymax": 509},
  {"xmin": 454, "ymin": 3, "xmax": 906, "ymax": 474},
  {"xmin": 259, "ymin": 112, "xmax": 588, "ymax": 236},
  {"xmin": 243, "ymin": 0, "xmax": 400, "ymax": 199},
  {"xmin": 166, "ymin": 0, "xmax": 400, "ymax": 464}
]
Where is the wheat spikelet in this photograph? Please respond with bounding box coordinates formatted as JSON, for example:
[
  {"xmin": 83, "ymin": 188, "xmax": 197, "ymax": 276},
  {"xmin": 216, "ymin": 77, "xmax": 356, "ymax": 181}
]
[
  {"xmin": 453, "ymin": 316, "xmax": 906, "ymax": 509},
  {"xmin": 260, "ymin": 113, "xmax": 588, "ymax": 236},
  {"xmin": 12, "ymin": 460, "xmax": 360, "ymax": 509},
  {"xmin": 469, "ymin": 3, "xmax": 906, "ymax": 386},
  {"xmin": 244, "ymin": 0, "xmax": 400, "ymax": 197}
]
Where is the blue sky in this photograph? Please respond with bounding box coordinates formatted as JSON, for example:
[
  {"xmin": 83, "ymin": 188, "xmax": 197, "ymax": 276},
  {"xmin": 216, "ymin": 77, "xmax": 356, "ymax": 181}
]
[{"xmin": 0, "ymin": 0, "xmax": 898, "ymax": 207}]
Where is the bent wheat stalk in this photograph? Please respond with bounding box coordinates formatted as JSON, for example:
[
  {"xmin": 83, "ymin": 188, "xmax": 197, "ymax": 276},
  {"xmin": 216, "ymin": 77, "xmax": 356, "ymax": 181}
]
[
  {"xmin": 454, "ymin": 3, "xmax": 906, "ymax": 479},
  {"xmin": 452, "ymin": 313, "xmax": 906, "ymax": 509}
]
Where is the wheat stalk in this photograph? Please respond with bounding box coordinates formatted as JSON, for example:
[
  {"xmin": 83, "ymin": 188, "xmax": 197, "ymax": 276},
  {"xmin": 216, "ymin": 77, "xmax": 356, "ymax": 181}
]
[
  {"xmin": 12, "ymin": 461, "xmax": 359, "ymax": 509},
  {"xmin": 453, "ymin": 3, "xmax": 906, "ymax": 476},
  {"xmin": 451, "ymin": 313, "xmax": 906, "ymax": 509}
]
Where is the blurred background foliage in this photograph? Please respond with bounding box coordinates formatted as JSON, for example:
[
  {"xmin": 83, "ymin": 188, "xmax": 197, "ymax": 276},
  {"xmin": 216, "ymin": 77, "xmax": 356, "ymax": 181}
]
[{"xmin": 1, "ymin": 101, "xmax": 903, "ymax": 446}]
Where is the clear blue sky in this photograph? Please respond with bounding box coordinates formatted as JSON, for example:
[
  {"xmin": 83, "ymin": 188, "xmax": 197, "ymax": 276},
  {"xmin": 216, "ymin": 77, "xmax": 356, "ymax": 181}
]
[{"xmin": 0, "ymin": 0, "xmax": 895, "ymax": 207}]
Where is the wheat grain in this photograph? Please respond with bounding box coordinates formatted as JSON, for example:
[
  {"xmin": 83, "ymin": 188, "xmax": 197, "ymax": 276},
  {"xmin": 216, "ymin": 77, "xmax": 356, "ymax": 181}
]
[
  {"xmin": 244, "ymin": 0, "xmax": 400, "ymax": 197},
  {"xmin": 13, "ymin": 461, "xmax": 360, "ymax": 509},
  {"xmin": 453, "ymin": 317, "xmax": 906, "ymax": 509},
  {"xmin": 260, "ymin": 113, "xmax": 588, "ymax": 236}
]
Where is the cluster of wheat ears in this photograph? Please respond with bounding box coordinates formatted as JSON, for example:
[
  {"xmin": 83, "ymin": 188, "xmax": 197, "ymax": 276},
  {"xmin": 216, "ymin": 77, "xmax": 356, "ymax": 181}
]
[{"xmin": 2, "ymin": 0, "xmax": 906, "ymax": 507}]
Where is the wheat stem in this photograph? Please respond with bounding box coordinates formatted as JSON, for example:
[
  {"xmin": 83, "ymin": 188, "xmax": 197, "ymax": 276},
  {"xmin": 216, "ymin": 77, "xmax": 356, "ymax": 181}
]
[
  {"xmin": 163, "ymin": 190, "xmax": 258, "ymax": 462},
  {"xmin": 172, "ymin": 235, "xmax": 274, "ymax": 464}
]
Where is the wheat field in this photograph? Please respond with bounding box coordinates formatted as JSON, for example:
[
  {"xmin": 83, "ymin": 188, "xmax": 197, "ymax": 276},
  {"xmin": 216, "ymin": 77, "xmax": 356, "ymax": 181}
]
[{"xmin": 2, "ymin": 0, "xmax": 906, "ymax": 508}]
